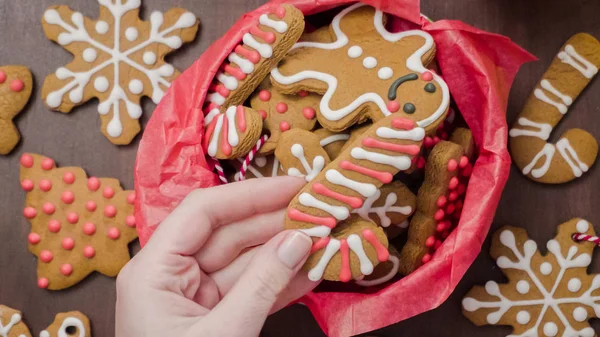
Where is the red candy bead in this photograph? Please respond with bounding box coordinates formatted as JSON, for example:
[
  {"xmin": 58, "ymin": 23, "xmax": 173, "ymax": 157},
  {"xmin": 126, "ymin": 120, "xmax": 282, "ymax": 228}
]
[
  {"xmin": 104, "ymin": 205, "xmax": 117, "ymax": 218},
  {"xmin": 258, "ymin": 110, "xmax": 267, "ymax": 119},
  {"xmin": 62, "ymin": 237, "xmax": 75, "ymax": 250},
  {"xmin": 297, "ymin": 90, "xmax": 309, "ymax": 97},
  {"xmin": 83, "ymin": 246, "xmax": 95, "ymax": 258},
  {"xmin": 279, "ymin": 121, "xmax": 290, "ymax": 132},
  {"xmin": 446, "ymin": 203, "xmax": 456, "ymax": 215},
  {"xmin": 41, "ymin": 158, "xmax": 55, "ymax": 170},
  {"xmin": 387, "ymin": 100, "xmax": 400, "ymax": 112},
  {"xmin": 457, "ymin": 184, "xmax": 467, "ymax": 196},
  {"xmin": 107, "ymin": 227, "xmax": 120, "ymax": 240},
  {"xmin": 20, "ymin": 154, "xmax": 33, "ymax": 168},
  {"xmin": 9, "ymin": 79, "xmax": 24, "ymax": 92},
  {"xmin": 23, "ymin": 207, "xmax": 37, "ymax": 219},
  {"xmin": 127, "ymin": 192, "xmax": 136, "ymax": 205},
  {"xmin": 462, "ymin": 164, "xmax": 473, "ymax": 177},
  {"xmin": 275, "ymin": 102, "xmax": 288, "ymax": 113},
  {"xmin": 422, "ymin": 254, "xmax": 432, "ymax": 264},
  {"xmin": 61, "ymin": 191, "xmax": 75, "ymax": 204},
  {"xmin": 435, "ymin": 240, "xmax": 443, "ymax": 249},
  {"xmin": 39, "ymin": 179, "xmax": 52, "ymax": 192},
  {"xmin": 126, "ymin": 215, "xmax": 136, "ymax": 227},
  {"xmin": 103, "ymin": 186, "xmax": 115, "ymax": 198},
  {"xmin": 38, "ymin": 278, "xmax": 49, "ymax": 289},
  {"xmin": 21, "ymin": 179, "xmax": 34, "ymax": 191},
  {"xmin": 436, "ymin": 196, "xmax": 447, "ymax": 208},
  {"xmin": 425, "ymin": 236, "xmax": 435, "ymax": 247},
  {"xmin": 423, "ymin": 137, "xmax": 434, "ymax": 149},
  {"xmin": 449, "ymin": 191, "xmax": 458, "ymax": 201},
  {"xmin": 302, "ymin": 107, "xmax": 315, "ymax": 120},
  {"xmin": 459, "ymin": 156, "xmax": 469, "ymax": 168},
  {"xmin": 0, "ymin": 71, "xmax": 6, "ymax": 83},
  {"xmin": 447, "ymin": 159, "xmax": 458, "ymax": 172},
  {"xmin": 42, "ymin": 202, "xmax": 55, "ymax": 215},
  {"xmin": 63, "ymin": 172, "xmax": 75, "ymax": 184},
  {"xmin": 67, "ymin": 212, "xmax": 79, "ymax": 224},
  {"xmin": 85, "ymin": 201, "xmax": 97, "ymax": 212},
  {"xmin": 433, "ymin": 136, "xmax": 441, "ymax": 145},
  {"xmin": 274, "ymin": 6, "xmax": 286, "ymax": 18},
  {"xmin": 83, "ymin": 222, "xmax": 96, "ymax": 235},
  {"xmin": 258, "ymin": 90, "xmax": 271, "ymax": 101},
  {"xmin": 40, "ymin": 250, "xmax": 53, "ymax": 263},
  {"xmin": 422, "ymin": 71, "xmax": 433, "ymax": 81},
  {"xmin": 448, "ymin": 177, "xmax": 459, "ymax": 190},
  {"xmin": 88, "ymin": 177, "xmax": 100, "ymax": 191},
  {"xmin": 417, "ymin": 157, "xmax": 426, "ymax": 169},
  {"xmin": 28, "ymin": 233, "xmax": 41, "ymax": 245},
  {"xmin": 436, "ymin": 222, "xmax": 446, "ymax": 232},
  {"xmin": 48, "ymin": 220, "xmax": 61, "ymax": 233},
  {"xmin": 434, "ymin": 209, "xmax": 445, "ymax": 221},
  {"xmin": 60, "ymin": 264, "xmax": 73, "ymax": 276}
]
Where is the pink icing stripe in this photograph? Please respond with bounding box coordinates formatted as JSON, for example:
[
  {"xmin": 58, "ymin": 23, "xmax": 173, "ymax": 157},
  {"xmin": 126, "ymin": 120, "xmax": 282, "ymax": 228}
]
[
  {"xmin": 391, "ymin": 118, "xmax": 415, "ymax": 130},
  {"xmin": 224, "ymin": 64, "xmax": 246, "ymax": 80},
  {"xmin": 251, "ymin": 26, "xmax": 276, "ymax": 44},
  {"xmin": 339, "ymin": 160, "xmax": 393, "ymax": 184},
  {"xmin": 221, "ymin": 116, "xmax": 232, "ymax": 156},
  {"xmin": 274, "ymin": 6, "xmax": 286, "ymax": 18},
  {"xmin": 215, "ymin": 84, "xmax": 230, "ymax": 98},
  {"xmin": 362, "ymin": 137, "xmax": 421, "ymax": 155},
  {"xmin": 288, "ymin": 208, "xmax": 337, "ymax": 228},
  {"xmin": 311, "ymin": 236, "xmax": 330, "ymax": 253},
  {"xmin": 339, "ymin": 239, "xmax": 351, "ymax": 282},
  {"xmin": 363, "ymin": 229, "xmax": 389, "ymax": 262},
  {"xmin": 313, "ymin": 183, "xmax": 363, "ymax": 208},
  {"xmin": 236, "ymin": 106, "xmax": 246, "ymax": 132},
  {"xmin": 235, "ymin": 45, "xmax": 260, "ymax": 63},
  {"xmin": 203, "ymin": 102, "xmax": 220, "ymax": 115}
]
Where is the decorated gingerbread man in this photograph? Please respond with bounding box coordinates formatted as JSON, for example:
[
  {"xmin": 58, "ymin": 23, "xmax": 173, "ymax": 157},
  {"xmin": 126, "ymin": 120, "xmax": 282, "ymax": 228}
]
[{"xmin": 0, "ymin": 66, "xmax": 32, "ymax": 155}]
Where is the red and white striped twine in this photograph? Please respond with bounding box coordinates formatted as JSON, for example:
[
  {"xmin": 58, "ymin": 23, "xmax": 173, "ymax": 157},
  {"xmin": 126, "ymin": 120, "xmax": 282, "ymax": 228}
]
[
  {"xmin": 214, "ymin": 162, "xmax": 228, "ymax": 185},
  {"xmin": 572, "ymin": 233, "xmax": 600, "ymax": 246},
  {"xmin": 237, "ymin": 135, "xmax": 269, "ymax": 181}
]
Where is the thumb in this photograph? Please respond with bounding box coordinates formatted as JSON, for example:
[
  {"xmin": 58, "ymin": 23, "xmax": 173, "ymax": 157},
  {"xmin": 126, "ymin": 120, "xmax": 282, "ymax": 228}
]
[{"xmin": 205, "ymin": 230, "xmax": 312, "ymax": 336}]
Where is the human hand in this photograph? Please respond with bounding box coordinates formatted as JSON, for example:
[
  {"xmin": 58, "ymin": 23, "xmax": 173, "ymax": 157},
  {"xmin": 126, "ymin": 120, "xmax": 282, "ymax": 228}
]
[{"xmin": 116, "ymin": 176, "xmax": 318, "ymax": 337}]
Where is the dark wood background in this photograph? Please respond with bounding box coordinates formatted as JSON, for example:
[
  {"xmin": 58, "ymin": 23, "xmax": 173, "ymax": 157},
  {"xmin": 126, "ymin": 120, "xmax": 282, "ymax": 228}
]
[{"xmin": 1, "ymin": 0, "xmax": 599, "ymax": 336}]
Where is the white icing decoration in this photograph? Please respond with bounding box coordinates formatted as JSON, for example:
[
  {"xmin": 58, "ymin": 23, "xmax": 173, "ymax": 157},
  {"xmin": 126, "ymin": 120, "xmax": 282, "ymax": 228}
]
[
  {"xmin": 225, "ymin": 106, "xmax": 239, "ymax": 147},
  {"xmin": 82, "ymin": 48, "xmax": 97, "ymax": 62},
  {"xmin": 235, "ymin": 157, "xmax": 282, "ymax": 180},
  {"xmin": 351, "ymin": 147, "xmax": 412, "ymax": 170},
  {"xmin": 270, "ymin": 3, "xmax": 450, "ymax": 128},
  {"xmin": 325, "ymin": 169, "xmax": 377, "ymax": 198},
  {"xmin": 558, "ymin": 45, "xmax": 599, "ymax": 79},
  {"xmin": 42, "ymin": 3, "xmax": 195, "ymax": 137},
  {"xmin": 298, "ymin": 192, "xmax": 349, "ymax": 220},
  {"xmin": 0, "ymin": 313, "xmax": 22, "ymax": 337},
  {"xmin": 54, "ymin": 316, "xmax": 86, "ymax": 337},
  {"xmin": 347, "ymin": 46, "xmax": 363, "ymax": 58},
  {"xmin": 577, "ymin": 220, "xmax": 590, "ymax": 233},
  {"xmin": 207, "ymin": 114, "xmax": 224, "ymax": 157},
  {"xmin": 94, "ymin": 76, "xmax": 109, "ymax": 92},
  {"xmin": 355, "ymin": 255, "xmax": 399, "ymax": 287},
  {"xmin": 573, "ymin": 307, "xmax": 587, "ymax": 322},
  {"xmin": 287, "ymin": 144, "xmax": 325, "ymax": 182},
  {"xmin": 397, "ymin": 220, "xmax": 409, "ymax": 229},
  {"xmin": 516, "ymin": 310, "xmax": 530, "ymax": 325},
  {"xmin": 363, "ymin": 56, "xmax": 377, "ymax": 69},
  {"xmin": 534, "ymin": 80, "xmax": 572, "ymax": 114},
  {"xmin": 216, "ymin": 73, "xmax": 238, "ymax": 90},
  {"xmin": 556, "ymin": 138, "xmax": 589, "ymax": 178},
  {"xmin": 208, "ymin": 92, "xmax": 226, "ymax": 106},
  {"xmin": 347, "ymin": 234, "xmax": 373, "ymax": 275},
  {"xmin": 125, "ymin": 27, "xmax": 138, "ymax": 41},
  {"xmin": 308, "ymin": 238, "xmax": 340, "ymax": 281},
  {"xmin": 378, "ymin": 67, "xmax": 393, "ymax": 80},
  {"xmin": 228, "ymin": 53, "xmax": 254, "ymax": 74},
  {"xmin": 259, "ymin": 14, "xmax": 288, "ymax": 33},
  {"xmin": 143, "ymin": 51, "xmax": 157, "ymax": 65},
  {"xmin": 242, "ymin": 33, "xmax": 272, "ymax": 58},
  {"xmin": 540, "ymin": 262, "xmax": 552, "ymax": 275},
  {"xmin": 516, "ymin": 280, "xmax": 530, "ymax": 294},
  {"xmin": 509, "ymin": 117, "xmax": 552, "ymax": 141},
  {"xmin": 319, "ymin": 134, "xmax": 350, "ymax": 147},
  {"xmin": 255, "ymin": 156, "xmax": 267, "ymax": 167},
  {"xmin": 376, "ymin": 127, "xmax": 425, "ymax": 142},
  {"xmin": 462, "ymin": 229, "xmax": 599, "ymax": 337},
  {"xmin": 352, "ymin": 189, "xmax": 412, "ymax": 227},
  {"xmin": 128, "ymin": 79, "xmax": 144, "ymax": 95},
  {"xmin": 522, "ymin": 143, "xmax": 555, "ymax": 178},
  {"xmin": 299, "ymin": 225, "xmax": 331, "ymax": 238},
  {"xmin": 568, "ymin": 278, "xmax": 582, "ymax": 293},
  {"xmin": 206, "ymin": 107, "xmax": 241, "ymax": 157}
]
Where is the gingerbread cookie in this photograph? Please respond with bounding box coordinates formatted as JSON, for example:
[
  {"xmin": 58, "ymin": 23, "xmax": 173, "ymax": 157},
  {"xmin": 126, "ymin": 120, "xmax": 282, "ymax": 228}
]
[
  {"xmin": 509, "ymin": 33, "xmax": 600, "ymax": 184},
  {"xmin": 0, "ymin": 66, "xmax": 32, "ymax": 155},
  {"xmin": 399, "ymin": 141, "xmax": 470, "ymax": 275},
  {"xmin": 463, "ymin": 218, "xmax": 600, "ymax": 337},
  {"xmin": 0, "ymin": 305, "xmax": 31, "ymax": 337},
  {"xmin": 339, "ymin": 123, "xmax": 372, "ymax": 153},
  {"xmin": 20, "ymin": 153, "xmax": 138, "ymax": 290},
  {"xmin": 249, "ymin": 78, "xmax": 320, "ymax": 154},
  {"xmin": 450, "ymin": 127, "xmax": 476, "ymax": 159},
  {"xmin": 275, "ymin": 129, "xmax": 331, "ymax": 182},
  {"xmin": 313, "ymin": 128, "xmax": 350, "ymax": 160},
  {"xmin": 355, "ymin": 245, "xmax": 400, "ymax": 287},
  {"xmin": 41, "ymin": 1, "xmax": 199, "ymax": 145},
  {"xmin": 203, "ymin": 105, "xmax": 264, "ymax": 159},
  {"xmin": 285, "ymin": 116, "xmax": 425, "ymax": 281},
  {"xmin": 352, "ymin": 181, "xmax": 416, "ymax": 228},
  {"xmin": 40, "ymin": 311, "xmax": 90, "ymax": 337},
  {"xmin": 271, "ymin": 3, "xmax": 450, "ymax": 133}
]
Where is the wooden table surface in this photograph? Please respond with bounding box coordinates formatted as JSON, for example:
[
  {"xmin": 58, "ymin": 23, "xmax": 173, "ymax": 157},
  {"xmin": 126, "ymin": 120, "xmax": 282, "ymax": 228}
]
[{"xmin": 1, "ymin": 0, "xmax": 599, "ymax": 336}]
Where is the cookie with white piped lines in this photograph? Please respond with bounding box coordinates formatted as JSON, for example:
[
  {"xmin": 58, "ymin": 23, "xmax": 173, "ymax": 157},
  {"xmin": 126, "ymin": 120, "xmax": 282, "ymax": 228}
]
[{"xmin": 275, "ymin": 129, "xmax": 331, "ymax": 182}]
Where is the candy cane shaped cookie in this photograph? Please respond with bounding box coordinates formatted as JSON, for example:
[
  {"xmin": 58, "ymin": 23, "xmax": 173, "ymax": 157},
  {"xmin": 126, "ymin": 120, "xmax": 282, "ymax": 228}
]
[
  {"xmin": 285, "ymin": 115, "xmax": 425, "ymax": 281},
  {"xmin": 275, "ymin": 129, "xmax": 331, "ymax": 182},
  {"xmin": 509, "ymin": 33, "xmax": 600, "ymax": 184},
  {"xmin": 399, "ymin": 141, "xmax": 470, "ymax": 274}
]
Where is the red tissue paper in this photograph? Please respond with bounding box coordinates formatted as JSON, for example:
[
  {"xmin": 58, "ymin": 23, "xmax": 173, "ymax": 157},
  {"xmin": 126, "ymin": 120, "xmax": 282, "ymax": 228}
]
[{"xmin": 134, "ymin": 0, "xmax": 536, "ymax": 335}]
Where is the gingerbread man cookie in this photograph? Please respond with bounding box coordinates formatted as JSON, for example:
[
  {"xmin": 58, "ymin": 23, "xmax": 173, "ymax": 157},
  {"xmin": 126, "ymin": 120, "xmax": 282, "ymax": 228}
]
[
  {"xmin": 463, "ymin": 219, "xmax": 600, "ymax": 337},
  {"xmin": 271, "ymin": 3, "xmax": 450, "ymax": 133},
  {"xmin": 249, "ymin": 78, "xmax": 320, "ymax": 154},
  {"xmin": 275, "ymin": 129, "xmax": 331, "ymax": 182},
  {"xmin": 0, "ymin": 66, "xmax": 32, "ymax": 155},
  {"xmin": 0, "ymin": 305, "xmax": 31, "ymax": 337},
  {"xmin": 509, "ymin": 33, "xmax": 600, "ymax": 184},
  {"xmin": 41, "ymin": 0, "xmax": 199, "ymax": 145},
  {"xmin": 20, "ymin": 153, "xmax": 138, "ymax": 290}
]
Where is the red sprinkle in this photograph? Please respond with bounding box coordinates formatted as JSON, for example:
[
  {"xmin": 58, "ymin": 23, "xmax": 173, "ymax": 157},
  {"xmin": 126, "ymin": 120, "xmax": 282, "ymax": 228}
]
[
  {"xmin": 104, "ymin": 205, "xmax": 117, "ymax": 218},
  {"xmin": 436, "ymin": 196, "xmax": 447, "ymax": 207},
  {"xmin": 279, "ymin": 121, "xmax": 290, "ymax": 132},
  {"xmin": 449, "ymin": 191, "xmax": 458, "ymax": 201},
  {"xmin": 48, "ymin": 220, "xmax": 61, "ymax": 233},
  {"xmin": 41, "ymin": 158, "xmax": 55, "ymax": 170},
  {"xmin": 107, "ymin": 227, "xmax": 120, "ymax": 240},
  {"xmin": 20, "ymin": 154, "xmax": 34, "ymax": 168},
  {"xmin": 423, "ymin": 137, "xmax": 434, "ymax": 149},
  {"xmin": 9, "ymin": 79, "xmax": 24, "ymax": 92},
  {"xmin": 448, "ymin": 177, "xmax": 459, "ymax": 190},
  {"xmin": 63, "ymin": 172, "xmax": 76, "ymax": 184},
  {"xmin": 434, "ymin": 209, "xmax": 445, "ymax": 221},
  {"xmin": 42, "ymin": 203, "xmax": 55, "ymax": 214},
  {"xmin": 60, "ymin": 264, "xmax": 73, "ymax": 276},
  {"xmin": 274, "ymin": 6, "xmax": 286, "ymax": 18},
  {"xmin": 66, "ymin": 212, "xmax": 79, "ymax": 224},
  {"xmin": 39, "ymin": 179, "xmax": 52, "ymax": 192},
  {"xmin": 446, "ymin": 203, "xmax": 456, "ymax": 214},
  {"xmin": 21, "ymin": 179, "xmax": 34, "ymax": 191},
  {"xmin": 387, "ymin": 100, "xmax": 400, "ymax": 112},
  {"xmin": 391, "ymin": 118, "xmax": 415, "ymax": 130},
  {"xmin": 127, "ymin": 192, "xmax": 136, "ymax": 204},
  {"xmin": 297, "ymin": 90, "xmax": 309, "ymax": 97},
  {"xmin": 103, "ymin": 187, "xmax": 115, "ymax": 199},
  {"xmin": 126, "ymin": 215, "xmax": 136, "ymax": 227},
  {"xmin": 276, "ymin": 102, "xmax": 288, "ymax": 113},
  {"xmin": 302, "ymin": 107, "xmax": 315, "ymax": 119},
  {"xmin": 88, "ymin": 177, "xmax": 100, "ymax": 191},
  {"xmin": 61, "ymin": 191, "xmax": 75, "ymax": 204},
  {"xmin": 258, "ymin": 90, "xmax": 271, "ymax": 101},
  {"xmin": 83, "ymin": 246, "xmax": 95, "ymax": 258},
  {"xmin": 38, "ymin": 278, "xmax": 49, "ymax": 289},
  {"xmin": 62, "ymin": 237, "xmax": 75, "ymax": 250},
  {"xmin": 462, "ymin": 164, "xmax": 473, "ymax": 177},
  {"xmin": 0, "ymin": 71, "xmax": 6, "ymax": 83},
  {"xmin": 425, "ymin": 236, "xmax": 435, "ymax": 247},
  {"xmin": 83, "ymin": 222, "xmax": 96, "ymax": 235},
  {"xmin": 422, "ymin": 254, "xmax": 432, "ymax": 264},
  {"xmin": 40, "ymin": 250, "xmax": 53, "ymax": 263},
  {"xmin": 436, "ymin": 222, "xmax": 446, "ymax": 232},
  {"xmin": 258, "ymin": 110, "xmax": 267, "ymax": 119},
  {"xmin": 417, "ymin": 156, "xmax": 426, "ymax": 169},
  {"xmin": 433, "ymin": 136, "xmax": 441, "ymax": 145},
  {"xmin": 459, "ymin": 156, "xmax": 469, "ymax": 168},
  {"xmin": 86, "ymin": 201, "xmax": 97, "ymax": 212},
  {"xmin": 447, "ymin": 159, "xmax": 458, "ymax": 172},
  {"xmin": 28, "ymin": 233, "xmax": 41, "ymax": 245},
  {"xmin": 24, "ymin": 207, "xmax": 37, "ymax": 219},
  {"xmin": 457, "ymin": 184, "xmax": 467, "ymax": 196},
  {"xmin": 422, "ymin": 72, "xmax": 433, "ymax": 81}
]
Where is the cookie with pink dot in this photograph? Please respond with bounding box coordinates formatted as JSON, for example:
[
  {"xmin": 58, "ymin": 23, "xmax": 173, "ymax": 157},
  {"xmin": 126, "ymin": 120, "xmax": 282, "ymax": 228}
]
[
  {"xmin": 20, "ymin": 153, "xmax": 137, "ymax": 290},
  {"xmin": 0, "ymin": 66, "xmax": 32, "ymax": 155}
]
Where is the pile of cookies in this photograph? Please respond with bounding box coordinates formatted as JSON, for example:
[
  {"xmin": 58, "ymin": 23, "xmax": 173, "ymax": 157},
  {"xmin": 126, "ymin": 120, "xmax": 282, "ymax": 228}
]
[{"xmin": 202, "ymin": 3, "xmax": 476, "ymax": 285}]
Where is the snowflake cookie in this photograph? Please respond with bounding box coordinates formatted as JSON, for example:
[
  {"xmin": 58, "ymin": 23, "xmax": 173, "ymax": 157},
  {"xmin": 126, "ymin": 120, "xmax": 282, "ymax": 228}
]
[
  {"xmin": 41, "ymin": 0, "xmax": 199, "ymax": 145},
  {"xmin": 462, "ymin": 218, "xmax": 600, "ymax": 337},
  {"xmin": 0, "ymin": 305, "xmax": 91, "ymax": 337}
]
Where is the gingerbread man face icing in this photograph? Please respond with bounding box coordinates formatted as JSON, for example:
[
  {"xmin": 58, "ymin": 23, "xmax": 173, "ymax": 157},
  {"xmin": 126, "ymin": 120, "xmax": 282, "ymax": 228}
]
[{"xmin": 271, "ymin": 3, "xmax": 450, "ymax": 133}]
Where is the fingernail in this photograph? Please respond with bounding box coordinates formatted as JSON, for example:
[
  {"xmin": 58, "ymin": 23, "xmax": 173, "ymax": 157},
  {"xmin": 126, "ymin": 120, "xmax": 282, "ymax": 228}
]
[{"xmin": 277, "ymin": 231, "xmax": 312, "ymax": 268}]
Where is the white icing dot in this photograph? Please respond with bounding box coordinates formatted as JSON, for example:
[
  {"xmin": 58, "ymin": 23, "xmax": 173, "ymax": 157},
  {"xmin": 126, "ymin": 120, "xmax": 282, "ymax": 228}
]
[
  {"xmin": 82, "ymin": 48, "xmax": 97, "ymax": 62},
  {"xmin": 143, "ymin": 51, "xmax": 157, "ymax": 65},
  {"xmin": 158, "ymin": 64, "xmax": 175, "ymax": 77},
  {"xmin": 543, "ymin": 322, "xmax": 558, "ymax": 336},
  {"xmin": 516, "ymin": 280, "xmax": 530, "ymax": 294},
  {"xmin": 95, "ymin": 21, "xmax": 109, "ymax": 34},
  {"xmin": 573, "ymin": 307, "xmax": 587, "ymax": 322},
  {"xmin": 128, "ymin": 79, "xmax": 144, "ymax": 95},
  {"xmin": 255, "ymin": 156, "xmax": 267, "ymax": 168},
  {"xmin": 568, "ymin": 278, "xmax": 582, "ymax": 292},
  {"xmin": 378, "ymin": 67, "xmax": 393, "ymax": 80},
  {"xmin": 540, "ymin": 262, "xmax": 552, "ymax": 275},
  {"xmin": 125, "ymin": 27, "xmax": 138, "ymax": 41},
  {"xmin": 94, "ymin": 76, "xmax": 109, "ymax": 92},
  {"xmin": 576, "ymin": 220, "xmax": 590, "ymax": 233},
  {"xmin": 363, "ymin": 57, "xmax": 377, "ymax": 69},
  {"xmin": 516, "ymin": 311, "xmax": 530, "ymax": 325},
  {"xmin": 347, "ymin": 46, "xmax": 363, "ymax": 58}
]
